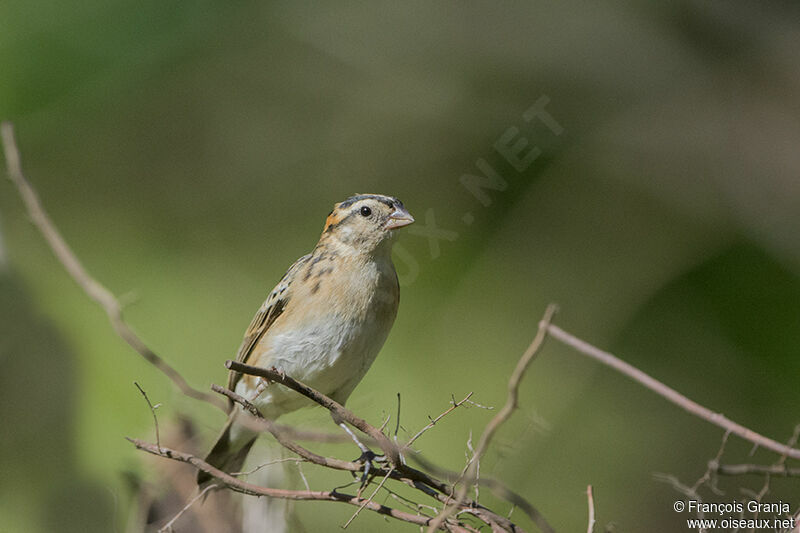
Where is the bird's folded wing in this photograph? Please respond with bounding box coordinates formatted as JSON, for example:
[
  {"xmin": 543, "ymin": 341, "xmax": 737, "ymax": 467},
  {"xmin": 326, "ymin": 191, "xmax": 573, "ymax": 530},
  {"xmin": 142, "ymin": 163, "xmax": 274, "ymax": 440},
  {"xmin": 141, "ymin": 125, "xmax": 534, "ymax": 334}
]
[{"xmin": 226, "ymin": 253, "xmax": 311, "ymax": 393}]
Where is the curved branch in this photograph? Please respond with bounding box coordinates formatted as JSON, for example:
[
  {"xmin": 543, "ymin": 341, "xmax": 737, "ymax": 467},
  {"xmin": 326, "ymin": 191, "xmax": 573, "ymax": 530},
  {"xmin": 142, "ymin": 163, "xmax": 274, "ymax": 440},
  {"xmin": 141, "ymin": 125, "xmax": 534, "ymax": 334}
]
[
  {"xmin": 1, "ymin": 122, "xmax": 226, "ymax": 411},
  {"xmin": 428, "ymin": 304, "xmax": 558, "ymax": 533},
  {"xmin": 545, "ymin": 323, "xmax": 800, "ymax": 461}
]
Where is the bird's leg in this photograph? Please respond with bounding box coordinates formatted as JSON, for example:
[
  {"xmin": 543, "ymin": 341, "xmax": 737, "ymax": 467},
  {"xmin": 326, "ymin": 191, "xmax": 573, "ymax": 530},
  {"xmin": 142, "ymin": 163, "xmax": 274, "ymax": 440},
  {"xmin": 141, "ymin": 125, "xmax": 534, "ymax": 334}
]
[
  {"xmin": 338, "ymin": 422, "xmax": 387, "ymax": 483},
  {"xmin": 338, "ymin": 422, "xmax": 369, "ymax": 455},
  {"xmin": 334, "ymin": 419, "xmax": 386, "ymax": 484}
]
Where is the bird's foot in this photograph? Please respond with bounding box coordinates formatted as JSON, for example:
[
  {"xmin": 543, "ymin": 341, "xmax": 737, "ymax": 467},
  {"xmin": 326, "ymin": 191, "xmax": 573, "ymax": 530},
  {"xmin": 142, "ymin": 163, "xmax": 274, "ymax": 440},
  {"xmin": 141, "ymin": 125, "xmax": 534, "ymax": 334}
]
[
  {"xmin": 250, "ymin": 377, "xmax": 271, "ymax": 401},
  {"xmin": 353, "ymin": 449, "xmax": 388, "ymax": 485}
]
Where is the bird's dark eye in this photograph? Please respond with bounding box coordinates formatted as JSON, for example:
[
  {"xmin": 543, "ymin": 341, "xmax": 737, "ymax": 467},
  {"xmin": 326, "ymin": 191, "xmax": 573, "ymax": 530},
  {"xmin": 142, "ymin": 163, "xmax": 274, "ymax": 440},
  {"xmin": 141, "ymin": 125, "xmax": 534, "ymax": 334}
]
[{"xmin": 360, "ymin": 206, "xmax": 372, "ymax": 217}]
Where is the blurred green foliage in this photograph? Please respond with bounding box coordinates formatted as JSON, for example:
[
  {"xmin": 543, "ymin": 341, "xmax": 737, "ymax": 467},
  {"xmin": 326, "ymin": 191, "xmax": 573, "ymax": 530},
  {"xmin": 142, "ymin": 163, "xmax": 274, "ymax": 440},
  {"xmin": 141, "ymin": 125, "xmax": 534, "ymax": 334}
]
[{"xmin": 1, "ymin": 1, "xmax": 799, "ymax": 531}]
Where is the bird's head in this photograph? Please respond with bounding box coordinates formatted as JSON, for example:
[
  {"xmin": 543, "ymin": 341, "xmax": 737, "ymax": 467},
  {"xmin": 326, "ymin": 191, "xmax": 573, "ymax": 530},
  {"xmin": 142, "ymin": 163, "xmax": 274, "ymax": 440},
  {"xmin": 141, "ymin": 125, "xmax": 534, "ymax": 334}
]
[{"xmin": 322, "ymin": 194, "xmax": 414, "ymax": 254}]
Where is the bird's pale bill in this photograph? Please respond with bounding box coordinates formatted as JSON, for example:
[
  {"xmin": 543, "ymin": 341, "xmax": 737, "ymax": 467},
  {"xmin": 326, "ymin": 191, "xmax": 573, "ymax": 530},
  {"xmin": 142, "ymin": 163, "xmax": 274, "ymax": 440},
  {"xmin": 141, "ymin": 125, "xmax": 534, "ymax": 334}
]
[{"xmin": 385, "ymin": 205, "xmax": 414, "ymax": 230}]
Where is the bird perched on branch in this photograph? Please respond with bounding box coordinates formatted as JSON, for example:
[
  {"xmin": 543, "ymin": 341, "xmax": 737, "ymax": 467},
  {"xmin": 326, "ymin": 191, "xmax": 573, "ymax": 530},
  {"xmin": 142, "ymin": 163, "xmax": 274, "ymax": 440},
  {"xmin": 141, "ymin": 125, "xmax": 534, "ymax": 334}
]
[{"xmin": 198, "ymin": 194, "xmax": 414, "ymax": 485}]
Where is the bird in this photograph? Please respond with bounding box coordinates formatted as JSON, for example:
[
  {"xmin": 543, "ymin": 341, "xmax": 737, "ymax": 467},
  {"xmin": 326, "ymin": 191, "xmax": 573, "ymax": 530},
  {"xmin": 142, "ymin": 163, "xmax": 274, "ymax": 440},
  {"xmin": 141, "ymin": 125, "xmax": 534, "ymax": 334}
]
[{"xmin": 197, "ymin": 194, "xmax": 414, "ymax": 485}]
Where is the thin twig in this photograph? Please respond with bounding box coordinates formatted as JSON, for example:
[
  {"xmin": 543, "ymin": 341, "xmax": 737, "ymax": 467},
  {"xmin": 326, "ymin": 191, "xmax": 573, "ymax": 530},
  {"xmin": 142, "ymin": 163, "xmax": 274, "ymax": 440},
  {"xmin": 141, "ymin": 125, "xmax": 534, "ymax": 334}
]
[
  {"xmin": 405, "ymin": 392, "xmax": 474, "ymax": 449},
  {"xmin": 465, "ymin": 432, "xmax": 479, "ymax": 502},
  {"xmin": 692, "ymin": 430, "xmax": 731, "ymax": 495},
  {"xmin": 0, "ymin": 122, "xmax": 226, "ymax": 412},
  {"xmin": 394, "ymin": 393, "xmax": 405, "ymax": 464},
  {"xmin": 342, "ymin": 468, "xmax": 395, "ymax": 529},
  {"xmin": 586, "ymin": 485, "xmax": 595, "ymax": 533},
  {"xmin": 231, "ymin": 457, "xmax": 305, "ymax": 477},
  {"xmin": 546, "ymin": 323, "xmax": 800, "ymax": 460},
  {"xmin": 134, "ymin": 382, "xmax": 162, "ymax": 452},
  {"xmin": 157, "ymin": 483, "xmax": 218, "ymax": 533},
  {"xmin": 384, "ymin": 486, "xmax": 439, "ymax": 517},
  {"xmin": 297, "ymin": 461, "xmax": 310, "ymax": 492},
  {"xmin": 428, "ymin": 304, "xmax": 558, "ymax": 533},
  {"xmin": 463, "ymin": 398, "xmax": 494, "ymax": 410},
  {"xmin": 379, "ymin": 414, "xmax": 392, "ymax": 433},
  {"xmin": 395, "ymin": 393, "xmax": 402, "ymax": 438}
]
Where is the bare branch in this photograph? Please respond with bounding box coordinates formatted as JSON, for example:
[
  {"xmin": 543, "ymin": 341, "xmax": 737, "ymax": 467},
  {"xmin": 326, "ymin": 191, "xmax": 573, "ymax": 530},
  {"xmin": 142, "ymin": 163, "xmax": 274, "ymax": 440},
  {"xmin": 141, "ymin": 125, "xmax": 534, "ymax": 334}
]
[
  {"xmin": 3, "ymin": 120, "xmax": 552, "ymax": 532},
  {"xmin": 586, "ymin": 485, "xmax": 595, "ymax": 533},
  {"xmin": 477, "ymin": 304, "xmax": 558, "ymax": 459},
  {"xmin": 713, "ymin": 463, "xmax": 800, "ymax": 477},
  {"xmin": 127, "ymin": 438, "xmax": 443, "ymax": 529},
  {"xmin": 213, "ymin": 380, "xmax": 529, "ymax": 531},
  {"xmin": 218, "ymin": 369, "xmax": 526, "ymax": 531},
  {"xmin": 0, "ymin": 122, "xmax": 226, "ymax": 411},
  {"xmin": 545, "ymin": 323, "xmax": 800, "ymax": 461}
]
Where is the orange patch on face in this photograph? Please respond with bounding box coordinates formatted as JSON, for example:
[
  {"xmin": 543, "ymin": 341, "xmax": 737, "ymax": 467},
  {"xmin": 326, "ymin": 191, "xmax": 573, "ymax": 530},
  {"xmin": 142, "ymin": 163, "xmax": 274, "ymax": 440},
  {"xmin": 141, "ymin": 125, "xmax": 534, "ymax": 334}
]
[{"xmin": 323, "ymin": 203, "xmax": 344, "ymax": 231}]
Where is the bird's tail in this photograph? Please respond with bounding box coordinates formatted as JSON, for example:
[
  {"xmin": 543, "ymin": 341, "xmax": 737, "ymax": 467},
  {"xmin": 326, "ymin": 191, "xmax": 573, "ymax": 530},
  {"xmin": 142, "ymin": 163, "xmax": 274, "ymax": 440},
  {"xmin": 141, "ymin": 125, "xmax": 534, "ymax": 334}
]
[{"xmin": 197, "ymin": 415, "xmax": 257, "ymax": 486}]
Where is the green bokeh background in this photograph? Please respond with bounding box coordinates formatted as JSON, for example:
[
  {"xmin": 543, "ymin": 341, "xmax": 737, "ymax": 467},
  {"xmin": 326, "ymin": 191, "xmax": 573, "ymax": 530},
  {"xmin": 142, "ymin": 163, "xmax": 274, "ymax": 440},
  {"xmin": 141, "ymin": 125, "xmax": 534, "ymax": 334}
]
[{"xmin": 2, "ymin": 2, "xmax": 799, "ymax": 531}]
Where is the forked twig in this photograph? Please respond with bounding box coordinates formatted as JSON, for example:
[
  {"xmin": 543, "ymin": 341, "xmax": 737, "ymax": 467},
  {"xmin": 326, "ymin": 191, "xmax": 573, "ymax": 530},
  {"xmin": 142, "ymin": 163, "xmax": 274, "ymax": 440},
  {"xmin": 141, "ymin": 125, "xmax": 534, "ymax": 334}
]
[
  {"xmin": 405, "ymin": 392, "xmax": 474, "ymax": 449},
  {"xmin": 134, "ymin": 381, "xmax": 162, "ymax": 452}
]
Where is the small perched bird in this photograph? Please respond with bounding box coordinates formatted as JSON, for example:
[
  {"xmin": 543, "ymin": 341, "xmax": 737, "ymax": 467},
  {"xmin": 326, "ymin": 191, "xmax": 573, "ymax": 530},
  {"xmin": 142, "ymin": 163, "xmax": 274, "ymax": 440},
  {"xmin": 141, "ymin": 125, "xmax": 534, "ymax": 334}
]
[{"xmin": 198, "ymin": 194, "xmax": 414, "ymax": 484}]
